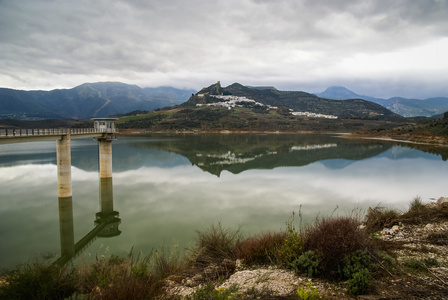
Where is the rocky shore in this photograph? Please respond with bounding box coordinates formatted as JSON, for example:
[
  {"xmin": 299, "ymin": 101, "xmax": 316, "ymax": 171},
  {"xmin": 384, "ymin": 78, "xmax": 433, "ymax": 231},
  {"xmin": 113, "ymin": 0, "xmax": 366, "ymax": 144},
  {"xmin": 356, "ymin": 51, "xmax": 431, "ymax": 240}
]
[{"xmin": 162, "ymin": 198, "xmax": 448, "ymax": 299}]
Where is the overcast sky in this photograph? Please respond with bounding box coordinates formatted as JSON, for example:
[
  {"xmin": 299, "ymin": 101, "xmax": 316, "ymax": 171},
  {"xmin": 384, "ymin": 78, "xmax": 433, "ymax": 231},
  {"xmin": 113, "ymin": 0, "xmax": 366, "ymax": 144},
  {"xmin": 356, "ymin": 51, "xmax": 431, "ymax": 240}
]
[{"xmin": 1, "ymin": 0, "xmax": 448, "ymax": 98}]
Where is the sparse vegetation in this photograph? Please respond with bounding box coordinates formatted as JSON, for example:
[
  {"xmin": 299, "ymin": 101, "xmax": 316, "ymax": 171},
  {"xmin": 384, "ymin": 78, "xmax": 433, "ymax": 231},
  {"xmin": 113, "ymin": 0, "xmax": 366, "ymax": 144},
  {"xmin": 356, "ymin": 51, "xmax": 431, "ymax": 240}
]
[
  {"xmin": 235, "ymin": 231, "xmax": 288, "ymax": 265},
  {"xmin": 409, "ymin": 195, "xmax": 424, "ymax": 211},
  {"xmin": 297, "ymin": 282, "xmax": 322, "ymax": 300},
  {"xmin": 0, "ymin": 255, "xmax": 76, "ymax": 300},
  {"xmin": 364, "ymin": 206, "xmax": 400, "ymax": 234}
]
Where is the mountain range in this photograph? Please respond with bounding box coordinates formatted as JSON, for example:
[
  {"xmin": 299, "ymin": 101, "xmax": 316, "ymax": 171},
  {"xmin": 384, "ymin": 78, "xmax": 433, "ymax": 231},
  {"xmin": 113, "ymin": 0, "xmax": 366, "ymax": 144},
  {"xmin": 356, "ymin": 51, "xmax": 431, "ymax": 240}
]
[
  {"xmin": 1, "ymin": 81, "xmax": 447, "ymax": 121},
  {"xmin": 0, "ymin": 82, "xmax": 195, "ymax": 120},
  {"xmin": 315, "ymin": 86, "xmax": 448, "ymax": 117}
]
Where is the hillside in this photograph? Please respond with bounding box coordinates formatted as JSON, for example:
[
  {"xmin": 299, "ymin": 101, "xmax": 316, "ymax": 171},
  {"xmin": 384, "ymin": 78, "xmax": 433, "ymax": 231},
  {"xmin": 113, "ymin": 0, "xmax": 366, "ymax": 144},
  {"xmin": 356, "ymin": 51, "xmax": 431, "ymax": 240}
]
[
  {"xmin": 0, "ymin": 82, "xmax": 195, "ymax": 120},
  {"xmin": 315, "ymin": 86, "xmax": 448, "ymax": 117},
  {"xmin": 117, "ymin": 82, "xmax": 408, "ymax": 132},
  {"xmin": 347, "ymin": 112, "xmax": 448, "ymax": 150},
  {"xmin": 188, "ymin": 82, "xmax": 399, "ymax": 120}
]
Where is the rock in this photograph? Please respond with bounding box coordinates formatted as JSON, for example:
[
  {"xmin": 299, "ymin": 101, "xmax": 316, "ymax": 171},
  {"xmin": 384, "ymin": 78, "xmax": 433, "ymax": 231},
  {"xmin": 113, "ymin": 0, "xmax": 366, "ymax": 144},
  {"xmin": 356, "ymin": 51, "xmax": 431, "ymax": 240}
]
[
  {"xmin": 436, "ymin": 197, "xmax": 448, "ymax": 206},
  {"xmin": 425, "ymin": 223, "xmax": 435, "ymax": 230},
  {"xmin": 382, "ymin": 225, "xmax": 401, "ymax": 235}
]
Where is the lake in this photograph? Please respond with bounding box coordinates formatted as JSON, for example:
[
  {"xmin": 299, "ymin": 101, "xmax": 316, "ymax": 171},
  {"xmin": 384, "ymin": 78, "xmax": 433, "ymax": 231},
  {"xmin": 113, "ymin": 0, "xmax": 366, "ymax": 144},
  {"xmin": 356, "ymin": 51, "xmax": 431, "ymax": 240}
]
[{"xmin": 0, "ymin": 133, "xmax": 447, "ymax": 269}]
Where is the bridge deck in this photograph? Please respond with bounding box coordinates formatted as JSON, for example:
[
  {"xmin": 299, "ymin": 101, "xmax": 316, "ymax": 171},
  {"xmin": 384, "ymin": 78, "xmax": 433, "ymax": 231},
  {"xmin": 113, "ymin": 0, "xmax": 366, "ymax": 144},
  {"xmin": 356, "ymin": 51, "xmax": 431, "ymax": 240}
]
[{"xmin": 0, "ymin": 128, "xmax": 118, "ymax": 144}]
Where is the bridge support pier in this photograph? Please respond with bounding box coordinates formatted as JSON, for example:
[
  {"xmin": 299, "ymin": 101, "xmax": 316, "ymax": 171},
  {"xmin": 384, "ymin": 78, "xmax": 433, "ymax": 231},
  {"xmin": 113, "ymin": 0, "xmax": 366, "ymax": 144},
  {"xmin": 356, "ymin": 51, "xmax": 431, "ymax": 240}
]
[
  {"xmin": 56, "ymin": 135, "xmax": 72, "ymax": 198},
  {"xmin": 98, "ymin": 138, "xmax": 113, "ymax": 179},
  {"xmin": 56, "ymin": 134, "xmax": 75, "ymax": 258}
]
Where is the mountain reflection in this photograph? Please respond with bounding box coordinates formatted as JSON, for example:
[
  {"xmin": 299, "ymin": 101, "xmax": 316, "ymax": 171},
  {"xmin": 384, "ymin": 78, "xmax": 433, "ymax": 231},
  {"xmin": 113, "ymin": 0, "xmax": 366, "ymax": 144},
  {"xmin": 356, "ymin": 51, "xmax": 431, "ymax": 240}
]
[
  {"xmin": 1, "ymin": 134, "xmax": 446, "ymax": 176},
  {"xmin": 132, "ymin": 134, "xmax": 392, "ymax": 176}
]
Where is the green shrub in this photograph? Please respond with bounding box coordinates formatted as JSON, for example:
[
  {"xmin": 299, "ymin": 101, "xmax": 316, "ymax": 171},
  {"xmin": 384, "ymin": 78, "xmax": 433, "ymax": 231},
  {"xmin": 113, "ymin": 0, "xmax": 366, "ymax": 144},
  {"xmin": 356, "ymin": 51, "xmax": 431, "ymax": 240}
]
[
  {"xmin": 339, "ymin": 250, "xmax": 372, "ymax": 295},
  {"xmin": 423, "ymin": 257, "xmax": 439, "ymax": 267},
  {"xmin": 297, "ymin": 282, "xmax": 322, "ymax": 300},
  {"xmin": 403, "ymin": 258, "xmax": 427, "ymax": 273},
  {"xmin": 278, "ymin": 230, "xmax": 303, "ymax": 264},
  {"xmin": 290, "ymin": 250, "xmax": 321, "ymax": 278},
  {"xmin": 277, "ymin": 214, "xmax": 303, "ymax": 264},
  {"xmin": 186, "ymin": 282, "xmax": 238, "ymax": 300},
  {"xmin": 341, "ymin": 250, "xmax": 371, "ymax": 279},
  {"xmin": 347, "ymin": 268, "xmax": 371, "ymax": 295},
  {"xmin": 403, "ymin": 257, "xmax": 439, "ymax": 274}
]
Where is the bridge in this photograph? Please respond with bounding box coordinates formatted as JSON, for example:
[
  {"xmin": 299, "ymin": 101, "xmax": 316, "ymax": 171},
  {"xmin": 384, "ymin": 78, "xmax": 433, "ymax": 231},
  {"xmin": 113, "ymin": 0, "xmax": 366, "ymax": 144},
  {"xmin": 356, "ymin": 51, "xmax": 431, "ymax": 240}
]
[
  {"xmin": 0, "ymin": 118, "xmax": 122, "ymax": 265},
  {"xmin": 0, "ymin": 118, "xmax": 118, "ymax": 144}
]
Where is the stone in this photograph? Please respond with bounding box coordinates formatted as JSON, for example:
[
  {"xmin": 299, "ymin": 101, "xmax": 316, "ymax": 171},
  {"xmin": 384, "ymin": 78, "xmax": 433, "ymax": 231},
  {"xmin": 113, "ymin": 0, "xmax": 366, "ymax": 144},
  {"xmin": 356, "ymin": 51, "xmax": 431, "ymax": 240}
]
[{"xmin": 436, "ymin": 197, "xmax": 448, "ymax": 206}]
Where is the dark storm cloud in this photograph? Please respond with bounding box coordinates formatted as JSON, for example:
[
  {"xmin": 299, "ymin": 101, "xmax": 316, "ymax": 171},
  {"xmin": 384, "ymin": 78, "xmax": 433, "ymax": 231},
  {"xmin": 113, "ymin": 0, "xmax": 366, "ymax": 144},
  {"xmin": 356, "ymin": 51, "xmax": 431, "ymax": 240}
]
[{"xmin": 0, "ymin": 0, "xmax": 447, "ymax": 98}]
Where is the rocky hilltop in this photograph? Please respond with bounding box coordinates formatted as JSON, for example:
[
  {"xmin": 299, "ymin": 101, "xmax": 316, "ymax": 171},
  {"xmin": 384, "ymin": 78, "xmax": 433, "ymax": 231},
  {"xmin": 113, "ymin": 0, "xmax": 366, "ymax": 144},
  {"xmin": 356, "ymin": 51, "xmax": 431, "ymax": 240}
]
[
  {"xmin": 117, "ymin": 82, "xmax": 409, "ymax": 133},
  {"xmin": 188, "ymin": 82, "xmax": 400, "ymax": 120}
]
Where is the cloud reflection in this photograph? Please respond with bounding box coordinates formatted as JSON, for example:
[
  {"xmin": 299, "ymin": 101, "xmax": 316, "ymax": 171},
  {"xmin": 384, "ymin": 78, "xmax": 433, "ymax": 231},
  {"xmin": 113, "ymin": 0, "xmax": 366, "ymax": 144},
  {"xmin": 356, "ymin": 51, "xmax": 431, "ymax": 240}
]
[{"xmin": 1, "ymin": 147, "xmax": 447, "ymax": 268}]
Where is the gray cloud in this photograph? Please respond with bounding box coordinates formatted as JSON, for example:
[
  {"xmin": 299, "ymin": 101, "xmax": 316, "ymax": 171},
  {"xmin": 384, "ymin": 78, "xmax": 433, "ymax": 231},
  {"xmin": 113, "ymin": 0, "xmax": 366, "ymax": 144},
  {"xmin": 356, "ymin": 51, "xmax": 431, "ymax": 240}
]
[{"xmin": 1, "ymin": 0, "xmax": 448, "ymax": 98}]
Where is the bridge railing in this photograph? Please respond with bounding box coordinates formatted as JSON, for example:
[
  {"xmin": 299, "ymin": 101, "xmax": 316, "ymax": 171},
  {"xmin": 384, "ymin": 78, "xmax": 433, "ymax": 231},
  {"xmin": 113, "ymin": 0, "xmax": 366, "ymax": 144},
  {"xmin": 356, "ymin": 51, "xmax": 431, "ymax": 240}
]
[{"xmin": 0, "ymin": 128, "xmax": 117, "ymax": 137}]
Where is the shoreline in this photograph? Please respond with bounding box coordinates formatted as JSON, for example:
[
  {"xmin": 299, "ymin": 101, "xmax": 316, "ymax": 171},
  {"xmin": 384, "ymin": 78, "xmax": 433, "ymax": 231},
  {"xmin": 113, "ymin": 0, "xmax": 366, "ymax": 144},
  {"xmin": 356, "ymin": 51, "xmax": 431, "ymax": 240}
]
[
  {"xmin": 341, "ymin": 134, "xmax": 448, "ymax": 147},
  {"xmin": 118, "ymin": 128, "xmax": 448, "ymax": 147}
]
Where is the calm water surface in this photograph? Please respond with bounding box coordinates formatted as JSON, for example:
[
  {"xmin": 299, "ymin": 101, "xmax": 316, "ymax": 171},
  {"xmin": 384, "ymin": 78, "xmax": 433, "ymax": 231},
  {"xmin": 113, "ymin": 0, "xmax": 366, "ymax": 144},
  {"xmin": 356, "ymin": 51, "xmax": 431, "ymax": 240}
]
[{"xmin": 0, "ymin": 134, "xmax": 447, "ymax": 268}]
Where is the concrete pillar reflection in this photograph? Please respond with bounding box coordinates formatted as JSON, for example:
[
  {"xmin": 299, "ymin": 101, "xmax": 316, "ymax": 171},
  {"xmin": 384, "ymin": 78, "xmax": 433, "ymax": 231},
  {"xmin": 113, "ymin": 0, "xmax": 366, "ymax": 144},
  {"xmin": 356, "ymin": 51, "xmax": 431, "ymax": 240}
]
[
  {"xmin": 56, "ymin": 135, "xmax": 72, "ymax": 198},
  {"xmin": 100, "ymin": 177, "xmax": 114, "ymax": 213},
  {"xmin": 58, "ymin": 196, "xmax": 75, "ymax": 258},
  {"xmin": 96, "ymin": 177, "xmax": 121, "ymax": 238}
]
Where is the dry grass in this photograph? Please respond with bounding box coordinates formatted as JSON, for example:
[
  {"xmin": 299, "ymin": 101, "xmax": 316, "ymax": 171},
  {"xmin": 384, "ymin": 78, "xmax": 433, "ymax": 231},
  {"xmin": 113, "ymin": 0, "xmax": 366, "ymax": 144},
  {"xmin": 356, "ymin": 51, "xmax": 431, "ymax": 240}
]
[
  {"xmin": 191, "ymin": 223, "xmax": 242, "ymax": 266},
  {"xmin": 235, "ymin": 231, "xmax": 288, "ymax": 265},
  {"xmin": 75, "ymin": 253, "xmax": 157, "ymax": 300},
  {"xmin": 364, "ymin": 206, "xmax": 400, "ymax": 234},
  {"xmin": 398, "ymin": 202, "xmax": 448, "ymax": 225}
]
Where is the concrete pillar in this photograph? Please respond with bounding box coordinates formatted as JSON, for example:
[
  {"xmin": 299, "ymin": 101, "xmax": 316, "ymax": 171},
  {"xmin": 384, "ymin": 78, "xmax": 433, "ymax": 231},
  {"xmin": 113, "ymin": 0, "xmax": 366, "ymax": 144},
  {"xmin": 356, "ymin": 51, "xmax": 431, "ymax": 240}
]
[
  {"xmin": 56, "ymin": 135, "xmax": 72, "ymax": 198},
  {"xmin": 98, "ymin": 139, "xmax": 113, "ymax": 179},
  {"xmin": 58, "ymin": 196, "xmax": 75, "ymax": 257}
]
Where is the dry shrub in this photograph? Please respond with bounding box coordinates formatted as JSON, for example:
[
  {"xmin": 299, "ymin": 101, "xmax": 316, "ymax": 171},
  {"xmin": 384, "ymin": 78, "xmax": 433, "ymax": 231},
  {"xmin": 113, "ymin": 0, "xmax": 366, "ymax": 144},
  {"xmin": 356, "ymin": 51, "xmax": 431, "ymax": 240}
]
[
  {"xmin": 398, "ymin": 202, "xmax": 448, "ymax": 225},
  {"xmin": 191, "ymin": 223, "xmax": 241, "ymax": 269},
  {"xmin": 0, "ymin": 257, "xmax": 76, "ymax": 300},
  {"xmin": 364, "ymin": 206, "xmax": 400, "ymax": 234},
  {"xmin": 303, "ymin": 217, "xmax": 368, "ymax": 277},
  {"xmin": 151, "ymin": 247, "xmax": 186, "ymax": 281},
  {"xmin": 235, "ymin": 231, "xmax": 288, "ymax": 265},
  {"xmin": 76, "ymin": 254, "xmax": 157, "ymax": 300},
  {"xmin": 409, "ymin": 196, "xmax": 424, "ymax": 211},
  {"xmin": 426, "ymin": 231, "xmax": 448, "ymax": 246}
]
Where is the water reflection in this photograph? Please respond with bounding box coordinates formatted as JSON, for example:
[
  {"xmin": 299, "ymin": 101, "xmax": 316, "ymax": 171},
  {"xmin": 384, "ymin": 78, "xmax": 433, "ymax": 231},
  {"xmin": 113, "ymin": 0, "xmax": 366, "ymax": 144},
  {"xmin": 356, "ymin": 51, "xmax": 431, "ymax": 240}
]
[
  {"xmin": 0, "ymin": 134, "xmax": 447, "ymax": 269},
  {"xmin": 56, "ymin": 178, "xmax": 120, "ymax": 265},
  {"xmin": 132, "ymin": 134, "xmax": 394, "ymax": 176}
]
